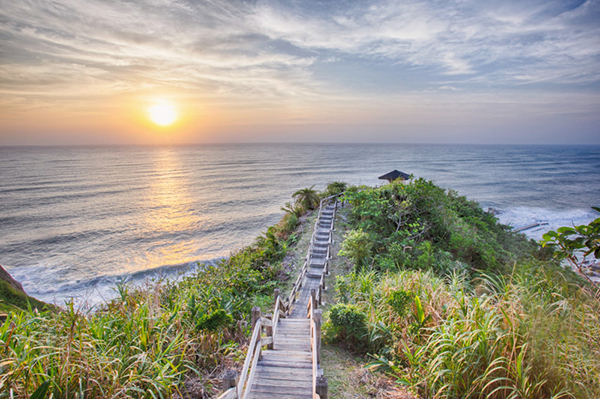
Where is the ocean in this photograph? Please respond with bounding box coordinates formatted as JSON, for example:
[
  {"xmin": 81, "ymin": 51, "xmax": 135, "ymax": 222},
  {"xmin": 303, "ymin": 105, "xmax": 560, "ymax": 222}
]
[{"xmin": 1, "ymin": 144, "xmax": 598, "ymax": 306}]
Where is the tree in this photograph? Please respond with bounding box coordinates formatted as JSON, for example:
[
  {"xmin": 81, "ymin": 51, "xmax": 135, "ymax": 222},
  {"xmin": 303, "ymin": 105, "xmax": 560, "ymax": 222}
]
[
  {"xmin": 541, "ymin": 207, "xmax": 600, "ymax": 285},
  {"xmin": 292, "ymin": 186, "xmax": 320, "ymax": 210},
  {"xmin": 325, "ymin": 181, "xmax": 347, "ymax": 197}
]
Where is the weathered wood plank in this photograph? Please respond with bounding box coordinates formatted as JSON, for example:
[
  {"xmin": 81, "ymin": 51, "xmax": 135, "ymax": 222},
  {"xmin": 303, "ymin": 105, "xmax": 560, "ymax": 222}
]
[
  {"xmin": 277, "ymin": 337, "xmax": 310, "ymax": 347},
  {"xmin": 262, "ymin": 349, "xmax": 311, "ymax": 356},
  {"xmin": 252, "ymin": 378, "xmax": 313, "ymax": 388},
  {"xmin": 248, "ymin": 394, "xmax": 312, "ymax": 399},
  {"xmin": 276, "ymin": 330, "xmax": 310, "ymax": 336},
  {"xmin": 251, "ymin": 370, "xmax": 312, "ymax": 381},
  {"xmin": 260, "ymin": 354, "xmax": 312, "ymax": 363},
  {"xmin": 253, "ymin": 366, "xmax": 313, "ymax": 377},
  {"xmin": 259, "ymin": 360, "xmax": 312, "ymax": 368},
  {"xmin": 274, "ymin": 340, "xmax": 310, "ymax": 347},
  {"xmin": 274, "ymin": 345, "xmax": 311, "ymax": 351},
  {"xmin": 250, "ymin": 384, "xmax": 312, "ymax": 395}
]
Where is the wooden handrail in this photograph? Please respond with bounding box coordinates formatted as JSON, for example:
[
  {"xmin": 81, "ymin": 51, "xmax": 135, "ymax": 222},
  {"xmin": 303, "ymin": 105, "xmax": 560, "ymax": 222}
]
[
  {"xmin": 285, "ymin": 193, "xmax": 342, "ymax": 310},
  {"xmin": 311, "ymin": 306, "xmax": 318, "ymax": 398},
  {"xmin": 216, "ymin": 387, "xmax": 236, "ymax": 399},
  {"xmin": 272, "ymin": 296, "xmax": 282, "ymax": 346},
  {"xmin": 224, "ymin": 194, "xmax": 341, "ymax": 399},
  {"xmin": 237, "ymin": 318, "xmax": 263, "ymax": 398},
  {"xmin": 308, "ymin": 296, "xmax": 323, "ymax": 398}
]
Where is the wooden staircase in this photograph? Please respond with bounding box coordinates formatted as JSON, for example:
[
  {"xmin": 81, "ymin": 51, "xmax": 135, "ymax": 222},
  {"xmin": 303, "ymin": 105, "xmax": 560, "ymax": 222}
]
[{"xmin": 217, "ymin": 195, "xmax": 341, "ymax": 399}]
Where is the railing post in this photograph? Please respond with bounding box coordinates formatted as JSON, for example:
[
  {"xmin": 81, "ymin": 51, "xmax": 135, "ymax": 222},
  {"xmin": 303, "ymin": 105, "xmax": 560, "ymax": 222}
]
[
  {"xmin": 266, "ymin": 316, "xmax": 274, "ymax": 350},
  {"xmin": 318, "ymin": 285, "xmax": 322, "ymax": 306},
  {"xmin": 311, "ymin": 289, "xmax": 317, "ymax": 312},
  {"xmin": 251, "ymin": 306, "xmax": 261, "ymax": 331},
  {"xmin": 314, "ymin": 309, "xmax": 322, "ymax": 364},
  {"xmin": 274, "ymin": 288, "xmax": 280, "ymax": 307},
  {"xmin": 316, "ymin": 376, "xmax": 328, "ymax": 399},
  {"xmin": 222, "ymin": 369, "xmax": 238, "ymax": 392}
]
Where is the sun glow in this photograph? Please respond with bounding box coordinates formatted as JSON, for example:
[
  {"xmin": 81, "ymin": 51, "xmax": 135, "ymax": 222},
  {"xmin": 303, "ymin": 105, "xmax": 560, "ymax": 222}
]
[{"xmin": 148, "ymin": 103, "xmax": 177, "ymax": 126}]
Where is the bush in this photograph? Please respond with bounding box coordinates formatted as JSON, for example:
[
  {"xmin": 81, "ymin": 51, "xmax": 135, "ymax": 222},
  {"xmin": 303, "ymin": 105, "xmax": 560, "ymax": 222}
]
[
  {"xmin": 195, "ymin": 309, "xmax": 233, "ymax": 332},
  {"xmin": 342, "ymin": 178, "xmax": 535, "ymax": 275},
  {"xmin": 325, "ymin": 181, "xmax": 347, "ymax": 197},
  {"xmin": 326, "ymin": 303, "xmax": 369, "ymax": 352},
  {"xmin": 339, "ymin": 229, "xmax": 373, "ymax": 271},
  {"xmin": 387, "ymin": 289, "xmax": 412, "ymax": 318}
]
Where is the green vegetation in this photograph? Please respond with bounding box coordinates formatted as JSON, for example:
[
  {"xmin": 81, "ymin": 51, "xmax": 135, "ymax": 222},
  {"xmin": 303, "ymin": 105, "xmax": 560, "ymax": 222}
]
[
  {"xmin": 541, "ymin": 207, "xmax": 600, "ymax": 284},
  {"xmin": 324, "ymin": 181, "xmax": 348, "ymax": 197},
  {"xmin": 3, "ymin": 179, "xmax": 598, "ymax": 398},
  {"xmin": 324, "ymin": 179, "xmax": 600, "ymax": 398},
  {"xmin": 292, "ymin": 185, "xmax": 320, "ymax": 210},
  {"xmin": 0, "ymin": 191, "xmax": 307, "ymax": 398},
  {"xmin": 0, "ymin": 278, "xmax": 53, "ymax": 314},
  {"xmin": 340, "ymin": 179, "xmax": 535, "ymax": 275}
]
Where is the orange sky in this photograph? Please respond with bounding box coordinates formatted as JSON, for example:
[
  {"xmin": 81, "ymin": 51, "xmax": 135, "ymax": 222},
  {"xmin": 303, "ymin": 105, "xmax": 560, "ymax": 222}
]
[{"xmin": 1, "ymin": 0, "xmax": 599, "ymax": 145}]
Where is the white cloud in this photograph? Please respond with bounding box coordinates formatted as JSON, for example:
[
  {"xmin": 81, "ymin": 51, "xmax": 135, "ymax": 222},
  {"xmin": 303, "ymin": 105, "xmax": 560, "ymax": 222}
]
[{"xmin": 0, "ymin": 0, "xmax": 599, "ymax": 138}]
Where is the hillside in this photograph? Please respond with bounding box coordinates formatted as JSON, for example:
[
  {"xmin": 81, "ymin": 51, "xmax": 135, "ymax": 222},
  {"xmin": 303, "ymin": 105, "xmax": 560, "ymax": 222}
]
[
  {"xmin": 322, "ymin": 179, "xmax": 599, "ymax": 398},
  {"xmin": 1, "ymin": 180, "xmax": 598, "ymax": 398}
]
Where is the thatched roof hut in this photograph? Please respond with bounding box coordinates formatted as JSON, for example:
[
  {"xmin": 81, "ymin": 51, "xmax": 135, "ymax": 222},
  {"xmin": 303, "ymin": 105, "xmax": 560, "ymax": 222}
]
[{"xmin": 378, "ymin": 170, "xmax": 411, "ymax": 183}]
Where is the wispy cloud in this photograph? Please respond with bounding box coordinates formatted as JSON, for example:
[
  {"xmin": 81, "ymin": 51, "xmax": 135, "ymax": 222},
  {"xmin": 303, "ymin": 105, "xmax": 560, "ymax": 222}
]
[
  {"xmin": 254, "ymin": 0, "xmax": 600, "ymax": 84},
  {"xmin": 0, "ymin": 0, "xmax": 599, "ymax": 143}
]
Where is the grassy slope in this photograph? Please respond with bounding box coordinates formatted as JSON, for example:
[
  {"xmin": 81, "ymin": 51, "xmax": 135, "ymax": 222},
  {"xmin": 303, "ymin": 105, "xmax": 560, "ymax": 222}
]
[
  {"xmin": 322, "ymin": 182, "xmax": 600, "ymax": 399},
  {"xmin": 0, "ymin": 278, "xmax": 54, "ymax": 313},
  {"xmin": 0, "ymin": 205, "xmax": 307, "ymax": 398},
  {"xmin": 320, "ymin": 205, "xmax": 417, "ymax": 398}
]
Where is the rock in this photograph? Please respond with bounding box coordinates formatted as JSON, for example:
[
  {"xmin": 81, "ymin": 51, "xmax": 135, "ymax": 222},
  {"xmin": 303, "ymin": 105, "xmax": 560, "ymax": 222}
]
[{"xmin": 0, "ymin": 264, "xmax": 25, "ymax": 294}]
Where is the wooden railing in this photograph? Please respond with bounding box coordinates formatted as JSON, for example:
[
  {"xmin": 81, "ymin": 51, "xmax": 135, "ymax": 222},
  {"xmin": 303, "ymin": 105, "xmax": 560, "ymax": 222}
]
[
  {"xmin": 308, "ymin": 289, "xmax": 326, "ymax": 399},
  {"xmin": 217, "ymin": 297, "xmax": 284, "ymax": 399},
  {"xmin": 284, "ymin": 193, "xmax": 342, "ymax": 311},
  {"xmin": 217, "ymin": 192, "xmax": 341, "ymax": 399}
]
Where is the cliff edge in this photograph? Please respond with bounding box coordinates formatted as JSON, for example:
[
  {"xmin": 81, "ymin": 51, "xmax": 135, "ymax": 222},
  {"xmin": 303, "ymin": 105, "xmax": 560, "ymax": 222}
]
[{"xmin": 0, "ymin": 264, "xmax": 53, "ymax": 313}]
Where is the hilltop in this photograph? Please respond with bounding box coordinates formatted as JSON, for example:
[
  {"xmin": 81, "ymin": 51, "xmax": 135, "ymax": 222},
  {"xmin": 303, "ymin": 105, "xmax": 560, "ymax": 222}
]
[{"xmin": 1, "ymin": 180, "xmax": 598, "ymax": 398}]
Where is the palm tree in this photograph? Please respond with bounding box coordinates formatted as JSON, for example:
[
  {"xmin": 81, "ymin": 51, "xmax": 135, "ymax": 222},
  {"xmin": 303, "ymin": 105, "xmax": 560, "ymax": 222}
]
[
  {"xmin": 281, "ymin": 202, "xmax": 304, "ymax": 217},
  {"xmin": 292, "ymin": 186, "xmax": 320, "ymax": 210},
  {"xmin": 326, "ymin": 181, "xmax": 347, "ymax": 196}
]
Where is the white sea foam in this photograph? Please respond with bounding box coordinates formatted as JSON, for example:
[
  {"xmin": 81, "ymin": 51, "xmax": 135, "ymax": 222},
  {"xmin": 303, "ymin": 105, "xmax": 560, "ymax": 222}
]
[
  {"xmin": 10, "ymin": 257, "xmax": 224, "ymax": 309},
  {"xmin": 1, "ymin": 144, "xmax": 598, "ymax": 307},
  {"xmin": 497, "ymin": 207, "xmax": 598, "ymax": 241}
]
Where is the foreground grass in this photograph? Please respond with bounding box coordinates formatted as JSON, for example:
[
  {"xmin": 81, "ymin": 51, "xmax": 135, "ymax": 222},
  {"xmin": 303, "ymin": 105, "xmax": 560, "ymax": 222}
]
[
  {"xmin": 0, "ymin": 203, "xmax": 308, "ymax": 398},
  {"xmin": 0, "ymin": 278, "xmax": 54, "ymax": 314},
  {"xmin": 322, "ymin": 181, "xmax": 600, "ymax": 398}
]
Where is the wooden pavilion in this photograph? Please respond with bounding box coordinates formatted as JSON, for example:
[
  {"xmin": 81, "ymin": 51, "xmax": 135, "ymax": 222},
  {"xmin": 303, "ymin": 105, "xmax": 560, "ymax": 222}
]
[{"xmin": 378, "ymin": 170, "xmax": 411, "ymax": 184}]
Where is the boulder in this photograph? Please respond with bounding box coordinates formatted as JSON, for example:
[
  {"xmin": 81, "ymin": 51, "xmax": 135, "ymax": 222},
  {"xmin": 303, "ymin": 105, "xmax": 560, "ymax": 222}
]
[{"xmin": 0, "ymin": 264, "xmax": 25, "ymax": 294}]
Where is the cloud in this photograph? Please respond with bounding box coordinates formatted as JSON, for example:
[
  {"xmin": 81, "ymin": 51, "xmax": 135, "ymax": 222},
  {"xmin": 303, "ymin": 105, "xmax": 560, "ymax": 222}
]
[
  {"xmin": 0, "ymin": 0, "xmax": 599, "ymax": 144},
  {"xmin": 0, "ymin": 0, "xmax": 321, "ymax": 110},
  {"xmin": 254, "ymin": 0, "xmax": 600, "ymax": 83}
]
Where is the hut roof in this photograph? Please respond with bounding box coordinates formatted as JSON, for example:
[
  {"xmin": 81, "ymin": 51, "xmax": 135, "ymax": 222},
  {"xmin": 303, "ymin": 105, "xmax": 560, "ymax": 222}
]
[{"xmin": 378, "ymin": 170, "xmax": 411, "ymax": 181}]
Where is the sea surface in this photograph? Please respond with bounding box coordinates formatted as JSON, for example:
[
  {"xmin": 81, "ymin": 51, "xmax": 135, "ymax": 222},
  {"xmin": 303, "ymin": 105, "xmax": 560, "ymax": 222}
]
[{"xmin": 1, "ymin": 144, "xmax": 598, "ymax": 306}]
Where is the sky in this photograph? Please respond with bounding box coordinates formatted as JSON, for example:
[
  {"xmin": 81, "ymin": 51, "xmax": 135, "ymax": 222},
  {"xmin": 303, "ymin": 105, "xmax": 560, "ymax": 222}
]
[{"xmin": 1, "ymin": 0, "xmax": 599, "ymax": 145}]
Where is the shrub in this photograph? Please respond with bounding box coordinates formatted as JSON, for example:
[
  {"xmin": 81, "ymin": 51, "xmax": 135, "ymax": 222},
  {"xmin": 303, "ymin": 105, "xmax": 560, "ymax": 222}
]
[
  {"xmin": 387, "ymin": 289, "xmax": 413, "ymax": 318},
  {"xmin": 325, "ymin": 181, "xmax": 347, "ymax": 197},
  {"xmin": 195, "ymin": 309, "xmax": 233, "ymax": 332},
  {"xmin": 326, "ymin": 303, "xmax": 369, "ymax": 352},
  {"xmin": 339, "ymin": 229, "xmax": 373, "ymax": 271}
]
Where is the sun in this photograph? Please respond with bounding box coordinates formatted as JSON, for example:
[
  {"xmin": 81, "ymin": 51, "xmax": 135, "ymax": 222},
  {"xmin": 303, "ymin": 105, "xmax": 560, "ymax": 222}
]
[{"xmin": 148, "ymin": 103, "xmax": 177, "ymax": 126}]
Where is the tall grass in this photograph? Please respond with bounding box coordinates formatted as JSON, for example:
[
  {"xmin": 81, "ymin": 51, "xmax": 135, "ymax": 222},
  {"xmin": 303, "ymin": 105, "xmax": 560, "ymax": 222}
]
[
  {"xmin": 1, "ymin": 202, "xmax": 304, "ymax": 398},
  {"xmin": 1, "ymin": 285, "xmax": 196, "ymax": 398},
  {"xmin": 328, "ymin": 264, "xmax": 600, "ymax": 398}
]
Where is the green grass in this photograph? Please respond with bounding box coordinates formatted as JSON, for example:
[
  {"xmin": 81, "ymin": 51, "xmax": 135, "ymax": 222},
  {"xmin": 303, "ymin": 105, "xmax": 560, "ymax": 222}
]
[
  {"xmin": 0, "ymin": 278, "xmax": 54, "ymax": 314},
  {"xmin": 322, "ymin": 181, "xmax": 600, "ymax": 398},
  {"xmin": 0, "ymin": 199, "xmax": 309, "ymax": 398}
]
